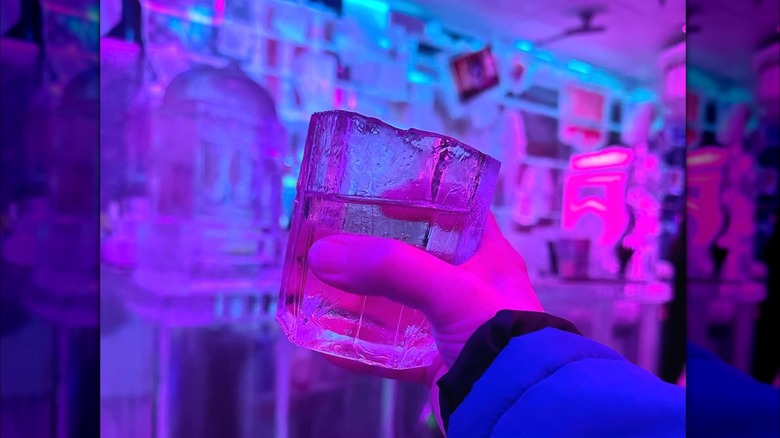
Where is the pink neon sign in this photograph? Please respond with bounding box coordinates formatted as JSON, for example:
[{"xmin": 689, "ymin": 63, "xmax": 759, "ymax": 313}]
[{"xmin": 561, "ymin": 147, "xmax": 635, "ymax": 246}]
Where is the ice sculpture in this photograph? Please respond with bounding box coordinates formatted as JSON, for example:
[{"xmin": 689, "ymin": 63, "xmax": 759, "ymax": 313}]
[
  {"xmin": 622, "ymin": 103, "xmax": 664, "ymax": 280},
  {"xmin": 132, "ymin": 62, "xmax": 285, "ymax": 324}
]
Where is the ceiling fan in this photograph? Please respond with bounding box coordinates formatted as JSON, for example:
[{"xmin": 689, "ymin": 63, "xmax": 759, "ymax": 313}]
[{"xmin": 533, "ymin": 8, "xmax": 607, "ymax": 48}]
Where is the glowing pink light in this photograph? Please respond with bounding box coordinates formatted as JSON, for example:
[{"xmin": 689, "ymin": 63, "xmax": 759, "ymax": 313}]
[
  {"xmin": 686, "ymin": 148, "xmax": 727, "ymax": 245},
  {"xmin": 561, "ymin": 171, "xmax": 629, "ymax": 245},
  {"xmin": 563, "ymin": 148, "xmax": 634, "ymax": 245},
  {"xmin": 569, "ymin": 199, "xmax": 608, "ymax": 212},
  {"xmin": 561, "ymin": 124, "xmax": 604, "ymax": 148},
  {"xmin": 687, "ymin": 147, "xmax": 728, "ymax": 168},
  {"xmin": 333, "ymin": 88, "xmax": 343, "ymax": 108},
  {"xmin": 570, "ymin": 147, "xmax": 635, "ymax": 170},
  {"xmin": 584, "ymin": 174, "xmax": 624, "ymax": 183},
  {"xmin": 213, "ymin": 0, "xmax": 225, "ymax": 25},
  {"xmin": 565, "ymin": 125, "xmax": 602, "ymax": 137}
]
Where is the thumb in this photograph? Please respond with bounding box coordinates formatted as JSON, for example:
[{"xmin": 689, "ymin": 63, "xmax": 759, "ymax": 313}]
[{"xmin": 308, "ymin": 234, "xmax": 484, "ymax": 328}]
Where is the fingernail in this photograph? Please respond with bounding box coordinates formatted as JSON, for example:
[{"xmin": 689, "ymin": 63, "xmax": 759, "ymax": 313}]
[{"xmin": 309, "ymin": 235, "xmax": 351, "ymax": 275}]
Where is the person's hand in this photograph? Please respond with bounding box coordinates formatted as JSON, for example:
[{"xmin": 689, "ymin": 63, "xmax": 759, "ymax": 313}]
[{"xmin": 307, "ymin": 213, "xmax": 542, "ymax": 428}]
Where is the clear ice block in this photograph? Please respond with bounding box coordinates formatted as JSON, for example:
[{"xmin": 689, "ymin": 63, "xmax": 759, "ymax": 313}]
[{"xmin": 278, "ymin": 110, "xmax": 500, "ymax": 369}]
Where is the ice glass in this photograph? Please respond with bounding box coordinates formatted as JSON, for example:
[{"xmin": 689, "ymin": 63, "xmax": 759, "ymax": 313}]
[{"xmin": 278, "ymin": 110, "xmax": 500, "ymax": 369}]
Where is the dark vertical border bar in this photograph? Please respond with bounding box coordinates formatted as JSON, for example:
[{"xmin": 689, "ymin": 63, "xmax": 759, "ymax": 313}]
[
  {"xmin": 1, "ymin": 0, "xmax": 101, "ymax": 436},
  {"xmin": 685, "ymin": 1, "xmax": 780, "ymax": 436}
]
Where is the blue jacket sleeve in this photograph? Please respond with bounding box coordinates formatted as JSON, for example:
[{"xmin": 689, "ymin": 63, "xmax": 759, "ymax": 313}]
[
  {"xmin": 687, "ymin": 343, "xmax": 779, "ymax": 438},
  {"xmin": 439, "ymin": 313, "xmax": 686, "ymax": 438}
]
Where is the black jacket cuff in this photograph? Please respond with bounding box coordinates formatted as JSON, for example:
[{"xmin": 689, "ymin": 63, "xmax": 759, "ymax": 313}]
[{"xmin": 436, "ymin": 310, "xmax": 581, "ymax": 432}]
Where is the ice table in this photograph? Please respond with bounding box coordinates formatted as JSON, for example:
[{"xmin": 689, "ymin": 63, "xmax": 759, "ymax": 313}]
[{"xmin": 123, "ymin": 268, "xmax": 284, "ymax": 438}]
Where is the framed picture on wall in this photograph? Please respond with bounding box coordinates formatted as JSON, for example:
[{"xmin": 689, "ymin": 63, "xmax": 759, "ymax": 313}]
[{"xmin": 450, "ymin": 46, "xmax": 500, "ymax": 102}]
